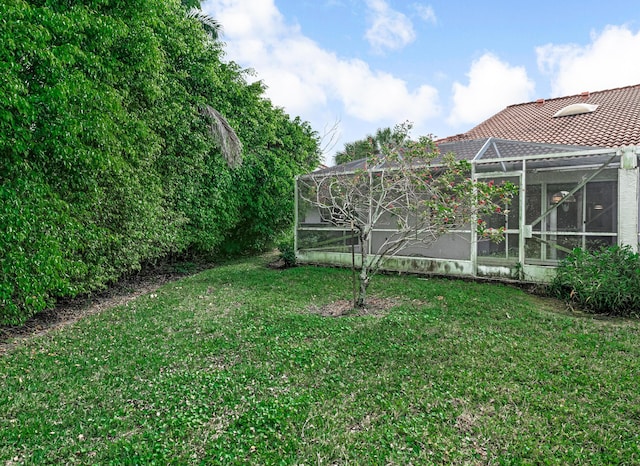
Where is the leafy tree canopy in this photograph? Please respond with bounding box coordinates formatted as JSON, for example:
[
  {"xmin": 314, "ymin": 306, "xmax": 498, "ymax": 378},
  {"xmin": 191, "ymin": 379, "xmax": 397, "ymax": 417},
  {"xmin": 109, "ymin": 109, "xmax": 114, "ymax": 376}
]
[{"xmin": 334, "ymin": 126, "xmax": 409, "ymax": 165}]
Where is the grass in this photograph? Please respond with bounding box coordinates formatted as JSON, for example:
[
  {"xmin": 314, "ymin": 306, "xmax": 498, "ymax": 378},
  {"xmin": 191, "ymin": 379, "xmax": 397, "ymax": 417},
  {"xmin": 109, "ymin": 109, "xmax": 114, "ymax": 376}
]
[{"xmin": 1, "ymin": 256, "xmax": 640, "ymax": 464}]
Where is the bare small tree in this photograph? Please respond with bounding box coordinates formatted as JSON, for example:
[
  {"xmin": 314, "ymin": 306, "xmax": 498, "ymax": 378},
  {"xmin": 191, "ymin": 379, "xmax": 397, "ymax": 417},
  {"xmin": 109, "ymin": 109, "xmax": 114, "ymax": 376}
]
[{"xmin": 298, "ymin": 122, "xmax": 516, "ymax": 307}]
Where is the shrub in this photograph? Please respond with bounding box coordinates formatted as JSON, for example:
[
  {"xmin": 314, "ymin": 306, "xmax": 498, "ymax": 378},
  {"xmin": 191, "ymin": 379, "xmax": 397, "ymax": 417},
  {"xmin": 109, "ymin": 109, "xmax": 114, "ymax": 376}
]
[
  {"xmin": 549, "ymin": 245, "xmax": 640, "ymax": 316},
  {"xmin": 276, "ymin": 233, "xmax": 296, "ymax": 268}
]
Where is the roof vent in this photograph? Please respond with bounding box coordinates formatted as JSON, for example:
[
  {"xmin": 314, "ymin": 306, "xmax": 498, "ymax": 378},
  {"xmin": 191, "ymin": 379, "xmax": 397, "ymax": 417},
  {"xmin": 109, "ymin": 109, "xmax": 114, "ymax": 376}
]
[{"xmin": 553, "ymin": 103, "xmax": 598, "ymax": 118}]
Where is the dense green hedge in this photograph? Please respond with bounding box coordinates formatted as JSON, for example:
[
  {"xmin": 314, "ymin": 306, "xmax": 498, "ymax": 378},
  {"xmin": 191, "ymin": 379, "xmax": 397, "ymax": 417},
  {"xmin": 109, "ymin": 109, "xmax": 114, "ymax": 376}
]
[{"xmin": 1, "ymin": 0, "xmax": 319, "ymax": 325}]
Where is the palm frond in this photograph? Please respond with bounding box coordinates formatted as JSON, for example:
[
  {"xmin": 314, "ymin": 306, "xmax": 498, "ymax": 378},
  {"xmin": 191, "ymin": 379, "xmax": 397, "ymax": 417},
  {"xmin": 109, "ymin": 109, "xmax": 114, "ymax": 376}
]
[
  {"xmin": 187, "ymin": 8, "xmax": 222, "ymax": 39},
  {"xmin": 200, "ymin": 105, "xmax": 243, "ymax": 168}
]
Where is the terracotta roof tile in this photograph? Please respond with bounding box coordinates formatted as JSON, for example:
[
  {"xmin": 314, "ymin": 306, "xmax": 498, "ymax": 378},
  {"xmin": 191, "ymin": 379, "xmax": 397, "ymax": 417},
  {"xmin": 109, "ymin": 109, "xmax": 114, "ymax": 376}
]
[{"xmin": 439, "ymin": 84, "xmax": 640, "ymax": 147}]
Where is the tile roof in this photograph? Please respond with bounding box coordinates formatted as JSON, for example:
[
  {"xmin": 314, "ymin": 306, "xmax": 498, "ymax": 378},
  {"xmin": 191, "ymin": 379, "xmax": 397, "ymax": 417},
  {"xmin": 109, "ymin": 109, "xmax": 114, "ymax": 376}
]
[{"xmin": 439, "ymin": 84, "xmax": 640, "ymax": 147}]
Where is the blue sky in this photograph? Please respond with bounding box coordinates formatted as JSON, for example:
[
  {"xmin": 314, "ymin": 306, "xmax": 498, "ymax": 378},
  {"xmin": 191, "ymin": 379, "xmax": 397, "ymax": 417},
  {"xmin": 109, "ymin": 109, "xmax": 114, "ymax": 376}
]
[{"xmin": 201, "ymin": 0, "xmax": 640, "ymax": 164}]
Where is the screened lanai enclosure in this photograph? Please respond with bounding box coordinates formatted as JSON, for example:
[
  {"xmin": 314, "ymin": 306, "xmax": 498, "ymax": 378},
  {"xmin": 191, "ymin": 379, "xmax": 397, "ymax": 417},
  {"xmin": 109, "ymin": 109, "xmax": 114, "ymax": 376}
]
[{"xmin": 295, "ymin": 138, "xmax": 640, "ymax": 282}]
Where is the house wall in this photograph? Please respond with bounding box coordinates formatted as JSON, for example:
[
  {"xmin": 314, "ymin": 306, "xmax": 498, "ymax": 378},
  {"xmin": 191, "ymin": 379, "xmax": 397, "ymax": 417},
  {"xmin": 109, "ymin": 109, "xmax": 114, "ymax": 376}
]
[
  {"xmin": 296, "ymin": 251, "xmax": 475, "ymax": 277},
  {"xmin": 370, "ymin": 231, "xmax": 471, "ymax": 260}
]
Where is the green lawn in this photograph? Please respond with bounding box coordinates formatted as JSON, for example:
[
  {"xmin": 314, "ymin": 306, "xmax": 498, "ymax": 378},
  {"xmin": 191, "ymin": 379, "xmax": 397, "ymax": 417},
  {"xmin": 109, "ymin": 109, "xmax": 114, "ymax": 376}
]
[{"xmin": 1, "ymin": 257, "xmax": 639, "ymax": 464}]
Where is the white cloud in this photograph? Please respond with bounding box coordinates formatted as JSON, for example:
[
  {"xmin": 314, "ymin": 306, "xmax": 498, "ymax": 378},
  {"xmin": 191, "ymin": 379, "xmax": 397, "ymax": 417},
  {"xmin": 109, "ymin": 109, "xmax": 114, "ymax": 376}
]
[
  {"xmin": 536, "ymin": 25, "xmax": 640, "ymax": 97},
  {"xmin": 413, "ymin": 3, "xmax": 436, "ymax": 24},
  {"xmin": 332, "ymin": 59, "xmax": 440, "ymax": 123},
  {"xmin": 364, "ymin": 0, "xmax": 416, "ymax": 54},
  {"xmin": 209, "ymin": 0, "xmax": 288, "ymax": 39},
  {"xmin": 201, "ymin": 0, "xmax": 441, "ymax": 162},
  {"xmin": 447, "ymin": 53, "xmax": 535, "ymax": 127}
]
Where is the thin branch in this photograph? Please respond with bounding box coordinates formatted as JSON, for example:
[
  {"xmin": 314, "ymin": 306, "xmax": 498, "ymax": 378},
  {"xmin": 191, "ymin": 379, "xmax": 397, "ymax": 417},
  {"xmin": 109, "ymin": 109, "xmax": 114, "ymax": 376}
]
[{"xmin": 319, "ymin": 118, "xmax": 341, "ymax": 160}]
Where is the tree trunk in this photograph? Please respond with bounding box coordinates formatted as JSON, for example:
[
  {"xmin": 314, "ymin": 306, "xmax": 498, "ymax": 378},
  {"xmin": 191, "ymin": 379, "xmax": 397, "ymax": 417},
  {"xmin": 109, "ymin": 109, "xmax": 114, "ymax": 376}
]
[
  {"xmin": 356, "ymin": 268, "xmax": 369, "ymax": 308},
  {"xmin": 356, "ymin": 231, "xmax": 370, "ymax": 308}
]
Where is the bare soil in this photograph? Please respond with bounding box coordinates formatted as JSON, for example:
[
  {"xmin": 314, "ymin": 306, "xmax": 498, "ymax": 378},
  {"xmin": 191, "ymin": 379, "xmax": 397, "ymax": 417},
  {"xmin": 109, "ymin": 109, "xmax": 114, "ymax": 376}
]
[
  {"xmin": 308, "ymin": 296, "xmax": 399, "ymax": 317},
  {"xmin": 0, "ymin": 270, "xmax": 189, "ymax": 356}
]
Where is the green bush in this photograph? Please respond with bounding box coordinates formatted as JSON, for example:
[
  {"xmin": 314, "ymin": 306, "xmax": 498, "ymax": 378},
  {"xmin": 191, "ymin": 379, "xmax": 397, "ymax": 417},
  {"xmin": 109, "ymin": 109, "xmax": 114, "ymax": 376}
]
[
  {"xmin": 549, "ymin": 245, "xmax": 640, "ymax": 316},
  {"xmin": 276, "ymin": 232, "xmax": 296, "ymax": 268}
]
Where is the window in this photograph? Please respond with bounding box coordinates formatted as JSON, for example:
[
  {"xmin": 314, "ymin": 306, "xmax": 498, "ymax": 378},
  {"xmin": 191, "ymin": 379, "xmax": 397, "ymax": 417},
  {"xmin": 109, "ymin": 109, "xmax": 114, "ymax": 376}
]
[{"xmin": 525, "ymin": 181, "xmax": 617, "ymax": 263}]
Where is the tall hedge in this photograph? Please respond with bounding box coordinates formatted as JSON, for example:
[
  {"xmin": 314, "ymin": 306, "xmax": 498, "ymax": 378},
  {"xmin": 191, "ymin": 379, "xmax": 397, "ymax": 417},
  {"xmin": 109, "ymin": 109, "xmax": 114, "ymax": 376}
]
[{"xmin": 1, "ymin": 0, "xmax": 320, "ymax": 325}]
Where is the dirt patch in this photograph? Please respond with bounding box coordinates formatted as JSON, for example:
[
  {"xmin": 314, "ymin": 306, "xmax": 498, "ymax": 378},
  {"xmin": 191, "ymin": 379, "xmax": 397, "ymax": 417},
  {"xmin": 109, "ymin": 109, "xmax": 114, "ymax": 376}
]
[
  {"xmin": 308, "ymin": 297, "xmax": 399, "ymax": 317},
  {"xmin": 266, "ymin": 258, "xmax": 288, "ymax": 269},
  {"xmin": 0, "ymin": 269, "xmax": 195, "ymax": 356}
]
